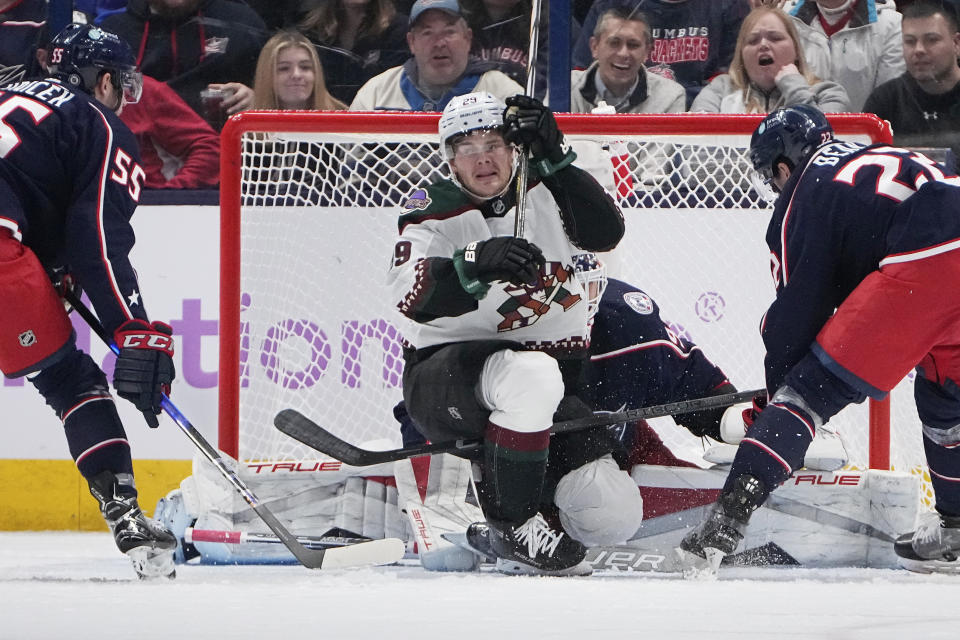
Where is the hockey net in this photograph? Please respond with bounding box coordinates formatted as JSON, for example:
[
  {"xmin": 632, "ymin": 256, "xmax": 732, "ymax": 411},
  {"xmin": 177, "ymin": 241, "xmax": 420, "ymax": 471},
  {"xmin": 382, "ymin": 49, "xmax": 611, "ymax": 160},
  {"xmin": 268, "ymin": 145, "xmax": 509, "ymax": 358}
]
[{"xmin": 218, "ymin": 111, "xmax": 931, "ymax": 508}]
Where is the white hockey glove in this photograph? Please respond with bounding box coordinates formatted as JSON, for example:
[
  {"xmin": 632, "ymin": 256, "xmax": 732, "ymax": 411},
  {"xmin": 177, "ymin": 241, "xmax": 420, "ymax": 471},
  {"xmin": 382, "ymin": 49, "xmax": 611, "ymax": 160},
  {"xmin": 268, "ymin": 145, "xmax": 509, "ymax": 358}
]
[{"xmin": 706, "ymin": 402, "xmax": 849, "ymax": 471}]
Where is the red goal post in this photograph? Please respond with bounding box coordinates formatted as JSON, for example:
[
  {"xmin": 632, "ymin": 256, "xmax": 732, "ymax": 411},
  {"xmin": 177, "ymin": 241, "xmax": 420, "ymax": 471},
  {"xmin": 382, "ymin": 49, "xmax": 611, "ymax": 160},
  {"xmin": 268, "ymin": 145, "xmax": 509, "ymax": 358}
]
[{"xmin": 218, "ymin": 111, "xmax": 911, "ymax": 490}]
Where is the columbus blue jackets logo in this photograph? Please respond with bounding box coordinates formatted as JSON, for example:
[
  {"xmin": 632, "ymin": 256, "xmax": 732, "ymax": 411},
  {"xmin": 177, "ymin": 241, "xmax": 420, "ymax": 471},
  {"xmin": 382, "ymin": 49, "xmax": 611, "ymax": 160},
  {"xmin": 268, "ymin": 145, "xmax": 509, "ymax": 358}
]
[
  {"xmin": 402, "ymin": 189, "xmax": 431, "ymax": 210},
  {"xmin": 623, "ymin": 291, "xmax": 654, "ymax": 315},
  {"xmin": 496, "ymin": 262, "xmax": 581, "ymax": 332}
]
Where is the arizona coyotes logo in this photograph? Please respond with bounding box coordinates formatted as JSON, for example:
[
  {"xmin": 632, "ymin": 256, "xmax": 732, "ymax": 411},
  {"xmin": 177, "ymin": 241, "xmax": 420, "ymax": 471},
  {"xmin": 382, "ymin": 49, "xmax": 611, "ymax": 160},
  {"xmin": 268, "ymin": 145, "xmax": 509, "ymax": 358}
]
[{"xmin": 496, "ymin": 262, "xmax": 581, "ymax": 332}]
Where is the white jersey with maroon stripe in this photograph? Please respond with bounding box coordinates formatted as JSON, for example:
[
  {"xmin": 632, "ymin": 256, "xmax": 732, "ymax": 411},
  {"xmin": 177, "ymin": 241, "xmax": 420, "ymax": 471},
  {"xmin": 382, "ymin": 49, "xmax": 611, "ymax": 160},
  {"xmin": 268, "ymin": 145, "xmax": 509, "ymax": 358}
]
[{"xmin": 388, "ymin": 177, "xmax": 592, "ymax": 354}]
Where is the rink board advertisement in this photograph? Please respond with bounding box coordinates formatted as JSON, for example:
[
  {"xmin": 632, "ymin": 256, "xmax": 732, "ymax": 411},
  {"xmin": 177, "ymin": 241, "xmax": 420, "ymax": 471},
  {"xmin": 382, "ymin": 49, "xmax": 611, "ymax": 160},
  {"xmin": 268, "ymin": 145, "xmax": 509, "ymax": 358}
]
[
  {"xmin": 3, "ymin": 200, "xmax": 908, "ymax": 528},
  {"xmin": 0, "ymin": 203, "xmax": 774, "ymax": 459}
]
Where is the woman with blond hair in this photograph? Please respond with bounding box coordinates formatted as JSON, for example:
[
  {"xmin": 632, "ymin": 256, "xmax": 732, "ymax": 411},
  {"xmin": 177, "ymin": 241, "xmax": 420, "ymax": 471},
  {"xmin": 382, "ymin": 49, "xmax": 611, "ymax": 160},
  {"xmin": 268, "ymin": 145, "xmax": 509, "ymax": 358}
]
[
  {"xmin": 240, "ymin": 32, "xmax": 347, "ymax": 205},
  {"xmin": 252, "ymin": 31, "xmax": 347, "ymax": 110},
  {"xmin": 209, "ymin": 31, "xmax": 346, "ymax": 115},
  {"xmin": 690, "ymin": 6, "xmax": 849, "ymax": 113}
]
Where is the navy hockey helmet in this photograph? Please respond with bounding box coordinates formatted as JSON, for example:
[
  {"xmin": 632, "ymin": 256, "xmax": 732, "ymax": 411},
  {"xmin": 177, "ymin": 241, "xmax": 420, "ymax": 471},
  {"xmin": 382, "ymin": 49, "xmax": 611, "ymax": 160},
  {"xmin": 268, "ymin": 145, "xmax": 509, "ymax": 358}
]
[
  {"xmin": 749, "ymin": 104, "xmax": 834, "ymax": 183},
  {"xmin": 47, "ymin": 23, "xmax": 142, "ymax": 104}
]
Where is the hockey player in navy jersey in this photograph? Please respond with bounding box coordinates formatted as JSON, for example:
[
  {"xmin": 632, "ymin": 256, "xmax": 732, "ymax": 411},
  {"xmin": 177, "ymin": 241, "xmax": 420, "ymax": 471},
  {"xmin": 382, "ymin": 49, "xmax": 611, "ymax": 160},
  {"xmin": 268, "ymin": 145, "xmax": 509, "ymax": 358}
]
[
  {"xmin": 0, "ymin": 24, "xmax": 177, "ymax": 578},
  {"xmin": 678, "ymin": 104, "xmax": 960, "ymax": 575},
  {"xmin": 388, "ymin": 91, "xmax": 626, "ymax": 575}
]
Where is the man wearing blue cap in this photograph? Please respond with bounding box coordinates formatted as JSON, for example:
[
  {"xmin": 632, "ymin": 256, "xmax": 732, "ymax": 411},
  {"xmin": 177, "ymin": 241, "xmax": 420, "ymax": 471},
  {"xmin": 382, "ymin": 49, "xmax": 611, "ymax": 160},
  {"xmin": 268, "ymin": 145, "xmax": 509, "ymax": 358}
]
[{"xmin": 350, "ymin": 0, "xmax": 522, "ymax": 111}]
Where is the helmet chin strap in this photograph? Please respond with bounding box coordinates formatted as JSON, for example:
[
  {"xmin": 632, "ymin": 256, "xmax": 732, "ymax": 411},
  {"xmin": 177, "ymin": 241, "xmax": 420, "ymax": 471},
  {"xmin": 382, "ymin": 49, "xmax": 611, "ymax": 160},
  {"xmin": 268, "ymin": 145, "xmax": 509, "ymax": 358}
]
[{"xmin": 452, "ymin": 148, "xmax": 521, "ymax": 202}]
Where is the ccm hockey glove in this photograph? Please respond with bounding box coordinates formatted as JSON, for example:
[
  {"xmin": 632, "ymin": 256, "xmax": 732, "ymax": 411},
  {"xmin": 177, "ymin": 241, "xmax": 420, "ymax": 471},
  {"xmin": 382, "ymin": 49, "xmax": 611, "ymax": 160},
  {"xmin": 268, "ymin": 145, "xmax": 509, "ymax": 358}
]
[
  {"xmin": 454, "ymin": 237, "xmax": 546, "ymax": 296},
  {"xmin": 503, "ymin": 95, "xmax": 575, "ymax": 174},
  {"xmin": 113, "ymin": 319, "xmax": 176, "ymax": 428}
]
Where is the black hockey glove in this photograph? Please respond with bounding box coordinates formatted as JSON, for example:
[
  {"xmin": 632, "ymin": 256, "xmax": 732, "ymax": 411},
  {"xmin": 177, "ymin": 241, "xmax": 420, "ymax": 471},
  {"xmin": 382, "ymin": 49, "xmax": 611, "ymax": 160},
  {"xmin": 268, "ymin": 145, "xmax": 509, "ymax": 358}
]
[
  {"xmin": 503, "ymin": 95, "xmax": 574, "ymax": 173},
  {"xmin": 454, "ymin": 237, "xmax": 546, "ymax": 296},
  {"xmin": 112, "ymin": 319, "xmax": 176, "ymax": 428}
]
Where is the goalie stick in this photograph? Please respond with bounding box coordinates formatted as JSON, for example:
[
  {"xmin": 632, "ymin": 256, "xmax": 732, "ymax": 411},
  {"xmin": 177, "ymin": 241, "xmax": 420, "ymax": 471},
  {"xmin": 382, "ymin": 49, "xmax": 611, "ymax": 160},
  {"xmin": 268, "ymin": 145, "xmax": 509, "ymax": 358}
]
[
  {"xmin": 274, "ymin": 388, "xmax": 763, "ymax": 466},
  {"xmin": 185, "ymin": 526, "xmax": 373, "ymax": 549},
  {"xmin": 64, "ymin": 291, "xmax": 406, "ymax": 571}
]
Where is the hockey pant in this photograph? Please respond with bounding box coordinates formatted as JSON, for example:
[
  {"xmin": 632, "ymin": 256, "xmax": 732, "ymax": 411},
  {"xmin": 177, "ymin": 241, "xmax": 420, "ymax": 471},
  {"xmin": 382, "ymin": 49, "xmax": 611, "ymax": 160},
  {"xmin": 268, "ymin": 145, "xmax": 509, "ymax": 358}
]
[{"xmin": 0, "ymin": 229, "xmax": 73, "ymax": 377}]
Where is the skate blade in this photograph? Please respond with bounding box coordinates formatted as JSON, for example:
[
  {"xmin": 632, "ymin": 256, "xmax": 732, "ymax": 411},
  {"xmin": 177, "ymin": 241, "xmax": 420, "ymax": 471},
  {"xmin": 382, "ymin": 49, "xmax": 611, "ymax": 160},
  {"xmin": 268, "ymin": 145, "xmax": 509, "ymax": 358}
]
[
  {"xmin": 898, "ymin": 555, "xmax": 960, "ymax": 575},
  {"xmin": 127, "ymin": 546, "xmax": 176, "ymax": 580},
  {"xmin": 676, "ymin": 547, "xmax": 722, "ymax": 581},
  {"xmin": 495, "ymin": 557, "xmax": 593, "ymax": 577}
]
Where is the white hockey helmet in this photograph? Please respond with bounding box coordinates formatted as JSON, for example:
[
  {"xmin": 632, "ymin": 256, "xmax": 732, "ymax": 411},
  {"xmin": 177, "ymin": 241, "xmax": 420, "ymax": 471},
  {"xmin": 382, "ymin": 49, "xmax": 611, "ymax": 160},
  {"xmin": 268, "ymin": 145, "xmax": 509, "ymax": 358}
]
[{"xmin": 438, "ymin": 92, "xmax": 508, "ymax": 162}]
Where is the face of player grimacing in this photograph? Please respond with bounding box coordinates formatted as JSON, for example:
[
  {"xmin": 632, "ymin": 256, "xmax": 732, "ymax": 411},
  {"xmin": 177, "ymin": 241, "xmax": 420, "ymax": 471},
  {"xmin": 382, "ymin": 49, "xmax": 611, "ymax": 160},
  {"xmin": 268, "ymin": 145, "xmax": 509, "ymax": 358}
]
[
  {"xmin": 902, "ymin": 14, "xmax": 960, "ymax": 93},
  {"xmin": 274, "ymin": 45, "xmax": 315, "ymax": 109},
  {"xmin": 742, "ymin": 13, "xmax": 797, "ymax": 92},
  {"xmin": 450, "ymin": 130, "xmax": 514, "ymax": 199},
  {"xmin": 590, "ymin": 17, "xmax": 649, "ymax": 96}
]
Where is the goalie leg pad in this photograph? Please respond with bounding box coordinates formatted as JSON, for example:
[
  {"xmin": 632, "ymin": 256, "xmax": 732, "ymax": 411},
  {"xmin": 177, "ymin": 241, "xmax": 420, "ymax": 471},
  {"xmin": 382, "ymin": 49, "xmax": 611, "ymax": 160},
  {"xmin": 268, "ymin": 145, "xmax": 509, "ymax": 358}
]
[
  {"xmin": 0, "ymin": 232, "xmax": 74, "ymax": 377},
  {"xmin": 395, "ymin": 454, "xmax": 484, "ymax": 571},
  {"xmin": 554, "ymin": 454, "xmax": 643, "ymax": 546}
]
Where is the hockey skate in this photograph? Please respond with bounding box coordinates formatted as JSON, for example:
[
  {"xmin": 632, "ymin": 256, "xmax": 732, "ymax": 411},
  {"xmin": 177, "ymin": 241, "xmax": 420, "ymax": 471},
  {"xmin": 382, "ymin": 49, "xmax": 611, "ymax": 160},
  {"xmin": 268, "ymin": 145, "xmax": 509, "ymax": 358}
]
[
  {"xmin": 88, "ymin": 471, "xmax": 177, "ymax": 579},
  {"xmin": 895, "ymin": 510, "xmax": 960, "ymax": 574},
  {"xmin": 677, "ymin": 475, "xmax": 766, "ymax": 578},
  {"xmin": 479, "ymin": 513, "xmax": 592, "ymax": 576}
]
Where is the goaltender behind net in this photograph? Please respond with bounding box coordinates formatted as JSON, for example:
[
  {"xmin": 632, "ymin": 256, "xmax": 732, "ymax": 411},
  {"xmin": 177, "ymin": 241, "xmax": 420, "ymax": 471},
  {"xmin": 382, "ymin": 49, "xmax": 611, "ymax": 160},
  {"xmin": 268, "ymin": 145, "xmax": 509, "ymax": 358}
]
[{"xmin": 387, "ymin": 91, "xmax": 626, "ymax": 576}]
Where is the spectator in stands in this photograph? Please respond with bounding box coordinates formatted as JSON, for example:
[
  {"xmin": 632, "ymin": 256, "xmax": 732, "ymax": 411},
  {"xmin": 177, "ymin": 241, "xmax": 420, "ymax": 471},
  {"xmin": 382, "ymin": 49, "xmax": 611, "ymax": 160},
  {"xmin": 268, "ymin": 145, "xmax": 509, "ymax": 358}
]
[
  {"xmin": 241, "ymin": 31, "xmax": 348, "ymax": 206},
  {"xmin": 690, "ymin": 5, "xmax": 849, "ymax": 112},
  {"xmin": 785, "ymin": 0, "xmax": 905, "ymax": 112},
  {"xmin": 300, "ymin": 0, "xmax": 410, "ymax": 105},
  {"xmin": 101, "ymin": 0, "xmax": 268, "ymax": 128},
  {"xmin": 245, "ymin": 0, "xmax": 310, "ymax": 31},
  {"xmin": 460, "ymin": 0, "xmax": 552, "ymax": 98},
  {"xmin": 350, "ymin": 0, "xmax": 522, "ymax": 110},
  {"xmin": 0, "ymin": 0, "xmax": 46, "ymax": 84},
  {"xmin": 120, "ymin": 75, "xmax": 221, "ymax": 189},
  {"xmin": 572, "ymin": 0, "xmax": 751, "ymax": 108},
  {"xmin": 863, "ymin": 1, "xmax": 960, "ymax": 162},
  {"xmin": 571, "ymin": 7, "xmax": 686, "ymax": 113},
  {"xmin": 251, "ymin": 30, "xmax": 347, "ymax": 110}
]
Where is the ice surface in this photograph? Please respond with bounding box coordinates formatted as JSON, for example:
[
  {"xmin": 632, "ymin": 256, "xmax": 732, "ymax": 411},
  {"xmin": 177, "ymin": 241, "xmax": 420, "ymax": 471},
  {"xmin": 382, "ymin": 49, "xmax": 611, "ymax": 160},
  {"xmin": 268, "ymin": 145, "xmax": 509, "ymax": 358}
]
[{"xmin": 1, "ymin": 531, "xmax": 956, "ymax": 640}]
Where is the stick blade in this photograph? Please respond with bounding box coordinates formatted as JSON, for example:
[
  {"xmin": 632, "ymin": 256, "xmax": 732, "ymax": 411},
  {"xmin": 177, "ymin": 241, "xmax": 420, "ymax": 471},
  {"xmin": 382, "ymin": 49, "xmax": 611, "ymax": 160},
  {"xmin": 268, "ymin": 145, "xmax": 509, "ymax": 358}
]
[
  {"xmin": 319, "ymin": 538, "xmax": 406, "ymax": 569},
  {"xmin": 274, "ymin": 409, "xmax": 369, "ymax": 465}
]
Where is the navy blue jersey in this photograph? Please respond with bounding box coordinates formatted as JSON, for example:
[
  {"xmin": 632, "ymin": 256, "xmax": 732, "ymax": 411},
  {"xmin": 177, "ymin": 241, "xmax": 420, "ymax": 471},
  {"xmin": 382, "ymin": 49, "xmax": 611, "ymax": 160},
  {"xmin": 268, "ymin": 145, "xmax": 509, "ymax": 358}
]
[
  {"xmin": 582, "ymin": 278, "xmax": 730, "ymax": 414},
  {"xmin": 762, "ymin": 141, "xmax": 960, "ymax": 392},
  {"xmin": 0, "ymin": 78, "xmax": 149, "ymax": 335}
]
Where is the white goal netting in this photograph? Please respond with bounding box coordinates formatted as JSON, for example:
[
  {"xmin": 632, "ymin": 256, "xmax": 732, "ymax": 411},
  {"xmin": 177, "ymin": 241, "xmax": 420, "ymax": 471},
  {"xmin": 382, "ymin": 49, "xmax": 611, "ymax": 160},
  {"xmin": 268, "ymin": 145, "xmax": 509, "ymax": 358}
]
[{"xmin": 219, "ymin": 112, "xmax": 930, "ymax": 507}]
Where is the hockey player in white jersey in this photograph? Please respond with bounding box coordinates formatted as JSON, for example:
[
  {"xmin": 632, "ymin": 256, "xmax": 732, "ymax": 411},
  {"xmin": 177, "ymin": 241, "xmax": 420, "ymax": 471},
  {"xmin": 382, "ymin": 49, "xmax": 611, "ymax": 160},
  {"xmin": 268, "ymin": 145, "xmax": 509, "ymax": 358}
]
[{"xmin": 387, "ymin": 92, "xmax": 627, "ymax": 575}]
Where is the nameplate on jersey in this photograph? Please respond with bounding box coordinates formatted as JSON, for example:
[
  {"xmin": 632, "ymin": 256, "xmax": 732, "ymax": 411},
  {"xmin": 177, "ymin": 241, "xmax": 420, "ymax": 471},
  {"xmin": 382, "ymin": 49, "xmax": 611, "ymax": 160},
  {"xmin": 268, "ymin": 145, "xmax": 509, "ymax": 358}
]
[{"xmin": 3, "ymin": 80, "xmax": 75, "ymax": 108}]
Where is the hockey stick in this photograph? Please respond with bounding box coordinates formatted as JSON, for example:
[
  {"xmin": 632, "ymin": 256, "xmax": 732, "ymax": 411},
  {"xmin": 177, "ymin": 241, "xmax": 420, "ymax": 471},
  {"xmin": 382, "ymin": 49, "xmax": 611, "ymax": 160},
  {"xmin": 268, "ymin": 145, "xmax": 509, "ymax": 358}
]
[
  {"xmin": 185, "ymin": 526, "xmax": 373, "ymax": 549},
  {"xmin": 512, "ymin": 0, "xmax": 543, "ymax": 238},
  {"xmin": 64, "ymin": 291, "xmax": 405, "ymax": 570},
  {"xmin": 274, "ymin": 388, "xmax": 762, "ymax": 467}
]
